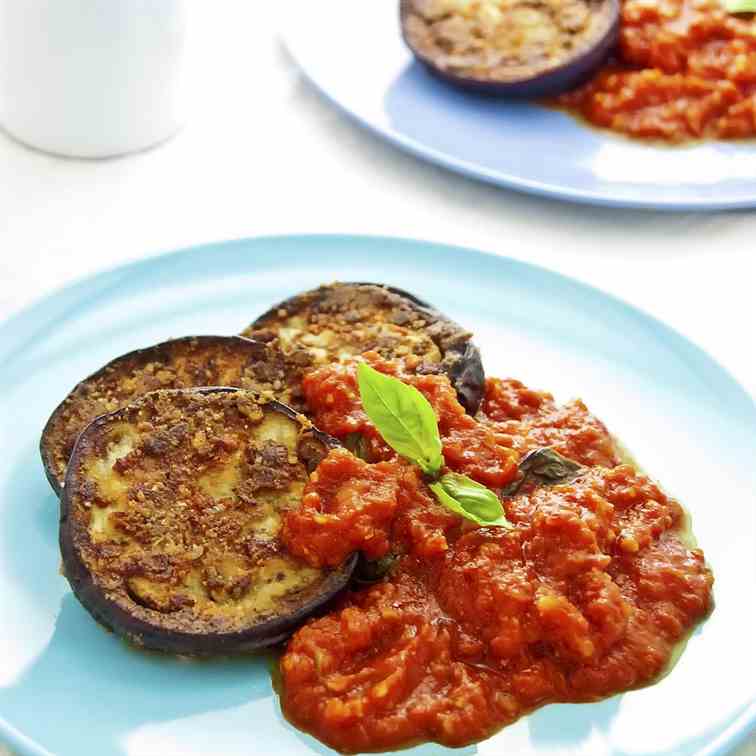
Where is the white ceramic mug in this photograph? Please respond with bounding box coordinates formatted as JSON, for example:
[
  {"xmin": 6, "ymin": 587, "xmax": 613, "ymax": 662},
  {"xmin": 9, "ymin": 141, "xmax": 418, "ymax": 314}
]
[{"xmin": 0, "ymin": 0, "xmax": 188, "ymax": 158}]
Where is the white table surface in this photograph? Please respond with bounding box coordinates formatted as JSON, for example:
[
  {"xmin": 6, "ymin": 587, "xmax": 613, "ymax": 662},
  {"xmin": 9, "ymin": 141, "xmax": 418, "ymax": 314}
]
[{"xmin": 0, "ymin": 3, "xmax": 753, "ymax": 755}]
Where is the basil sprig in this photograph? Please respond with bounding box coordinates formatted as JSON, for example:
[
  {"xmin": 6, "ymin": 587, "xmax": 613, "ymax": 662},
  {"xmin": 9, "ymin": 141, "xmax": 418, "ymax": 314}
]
[
  {"xmin": 725, "ymin": 0, "xmax": 756, "ymax": 12},
  {"xmin": 356, "ymin": 363, "xmax": 512, "ymax": 528}
]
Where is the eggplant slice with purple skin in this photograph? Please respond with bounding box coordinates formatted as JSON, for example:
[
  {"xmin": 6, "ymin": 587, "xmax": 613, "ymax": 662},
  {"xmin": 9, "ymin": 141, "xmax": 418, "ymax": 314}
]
[
  {"xmin": 41, "ymin": 335, "xmax": 300, "ymax": 496},
  {"xmin": 60, "ymin": 387, "xmax": 356, "ymax": 655},
  {"xmin": 241, "ymin": 282, "xmax": 485, "ymax": 415},
  {"xmin": 400, "ymin": 0, "xmax": 620, "ymax": 98}
]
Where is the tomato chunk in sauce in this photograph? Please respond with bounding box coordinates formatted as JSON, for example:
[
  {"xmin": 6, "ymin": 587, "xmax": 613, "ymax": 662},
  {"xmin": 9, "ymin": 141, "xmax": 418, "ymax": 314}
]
[{"xmin": 280, "ymin": 362, "xmax": 713, "ymax": 753}]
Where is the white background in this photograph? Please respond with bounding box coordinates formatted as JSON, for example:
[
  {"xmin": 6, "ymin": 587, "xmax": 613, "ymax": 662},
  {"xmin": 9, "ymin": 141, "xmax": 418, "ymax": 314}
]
[{"xmin": 0, "ymin": 3, "xmax": 753, "ymax": 755}]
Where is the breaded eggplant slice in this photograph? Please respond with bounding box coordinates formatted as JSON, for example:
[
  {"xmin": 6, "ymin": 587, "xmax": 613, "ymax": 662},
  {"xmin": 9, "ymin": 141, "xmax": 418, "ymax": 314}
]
[
  {"xmin": 41, "ymin": 335, "xmax": 299, "ymax": 495},
  {"xmin": 59, "ymin": 387, "xmax": 356, "ymax": 655},
  {"xmin": 400, "ymin": 0, "xmax": 619, "ymax": 98},
  {"xmin": 241, "ymin": 282, "xmax": 485, "ymax": 414}
]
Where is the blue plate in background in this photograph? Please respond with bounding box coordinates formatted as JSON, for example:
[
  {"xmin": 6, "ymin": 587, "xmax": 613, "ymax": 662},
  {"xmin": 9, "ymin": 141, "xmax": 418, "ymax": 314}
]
[
  {"xmin": 0, "ymin": 235, "xmax": 754, "ymax": 756},
  {"xmin": 280, "ymin": 1, "xmax": 756, "ymax": 210}
]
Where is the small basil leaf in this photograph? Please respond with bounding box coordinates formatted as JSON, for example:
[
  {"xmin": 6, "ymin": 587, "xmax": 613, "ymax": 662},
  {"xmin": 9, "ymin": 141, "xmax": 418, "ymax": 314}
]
[
  {"xmin": 430, "ymin": 476, "xmax": 513, "ymax": 528},
  {"xmin": 344, "ymin": 432, "xmax": 371, "ymax": 462},
  {"xmin": 439, "ymin": 473, "xmax": 507, "ymax": 521},
  {"xmin": 357, "ymin": 362, "xmax": 443, "ymax": 476},
  {"xmin": 502, "ymin": 447, "xmax": 584, "ymax": 496},
  {"xmin": 353, "ymin": 553, "xmax": 397, "ymax": 585},
  {"xmin": 521, "ymin": 447, "xmax": 583, "ymax": 481},
  {"xmin": 726, "ymin": 0, "xmax": 756, "ymax": 12}
]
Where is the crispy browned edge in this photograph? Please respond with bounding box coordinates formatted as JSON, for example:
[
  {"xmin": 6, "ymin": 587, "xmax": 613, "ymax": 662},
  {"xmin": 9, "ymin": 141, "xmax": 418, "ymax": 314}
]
[
  {"xmin": 40, "ymin": 335, "xmax": 276, "ymax": 497},
  {"xmin": 247, "ymin": 283, "xmax": 486, "ymax": 415},
  {"xmin": 399, "ymin": 0, "xmax": 620, "ymax": 99},
  {"xmin": 59, "ymin": 387, "xmax": 357, "ymax": 655}
]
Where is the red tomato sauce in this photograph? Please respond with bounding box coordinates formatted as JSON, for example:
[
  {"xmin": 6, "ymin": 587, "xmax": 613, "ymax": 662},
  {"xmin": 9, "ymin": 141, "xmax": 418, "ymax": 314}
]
[
  {"xmin": 558, "ymin": 0, "xmax": 756, "ymax": 142},
  {"xmin": 280, "ymin": 363, "xmax": 713, "ymax": 753},
  {"xmin": 480, "ymin": 378, "xmax": 621, "ymax": 469},
  {"xmin": 282, "ymin": 449, "xmax": 461, "ymax": 568}
]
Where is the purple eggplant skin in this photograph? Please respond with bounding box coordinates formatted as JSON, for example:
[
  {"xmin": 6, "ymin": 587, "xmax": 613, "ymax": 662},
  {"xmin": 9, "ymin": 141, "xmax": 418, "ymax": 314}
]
[
  {"xmin": 245, "ymin": 282, "xmax": 486, "ymax": 415},
  {"xmin": 357, "ymin": 284, "xmax": 484, "ymax": 416},
  {"xmin": 59, "ymin": 387, "xmax": 356, "ymax": 656},
  {"xmin": 399, "ymin": 0, "xmax": 620, "ymax": 99},
  {"xmin": 40, "ymin": 335, "xmax": 294, "ymax": 497}
]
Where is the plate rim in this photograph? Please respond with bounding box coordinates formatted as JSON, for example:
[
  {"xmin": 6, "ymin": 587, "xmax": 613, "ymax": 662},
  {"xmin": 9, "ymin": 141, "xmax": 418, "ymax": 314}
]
[
  {"xmin": 1, "ymin": 233, "xmax": 754, "ymax": 756},
  {"xmin": 279, "ymin": 8, "xmax": 756, "ymax": 212}
]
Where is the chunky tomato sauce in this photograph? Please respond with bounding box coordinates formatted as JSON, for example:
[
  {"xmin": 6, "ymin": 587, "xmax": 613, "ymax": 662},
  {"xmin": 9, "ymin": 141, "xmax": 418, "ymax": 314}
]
[
  {"xmin": 481, "ymin": 377, "xmax": 620, "ymax": 468},
  {"xmin": 559, "ymin": 0, "xmax": 756, "ymax": 141},
  {"xmin": 280, "ymin": 363, "xmax": 713, "ymax": 753},
  {"xmin": 283, "ymin": 450, "xmax": 463, "ymax": 569}
]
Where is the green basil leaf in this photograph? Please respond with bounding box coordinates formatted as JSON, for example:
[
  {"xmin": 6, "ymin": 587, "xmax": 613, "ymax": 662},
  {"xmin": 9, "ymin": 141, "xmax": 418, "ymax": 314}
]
[
  {"xmin": 439, "ymin": 473, "xmax": 506, "ymax": 521},
  {"xmin": 357, "ymin": 362, "xmax": 443, "ymax": 476},
  {"xmin": 430, "ymin": 474, "xmax": 513, "ymax": 528},
  {"xmin": 726, "ymin": 0, "xmax": 756, "ymax": 12}
]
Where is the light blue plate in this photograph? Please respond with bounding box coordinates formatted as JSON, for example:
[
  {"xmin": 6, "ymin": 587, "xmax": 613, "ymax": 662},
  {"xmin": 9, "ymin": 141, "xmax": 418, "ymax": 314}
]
[
  {"xmin": 1, "ymin": 236, "xmax": 754, "ymax": 756},
  {"xmin": 280, "ymin": 0, "xmax": 756, "ymax": 210}
]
